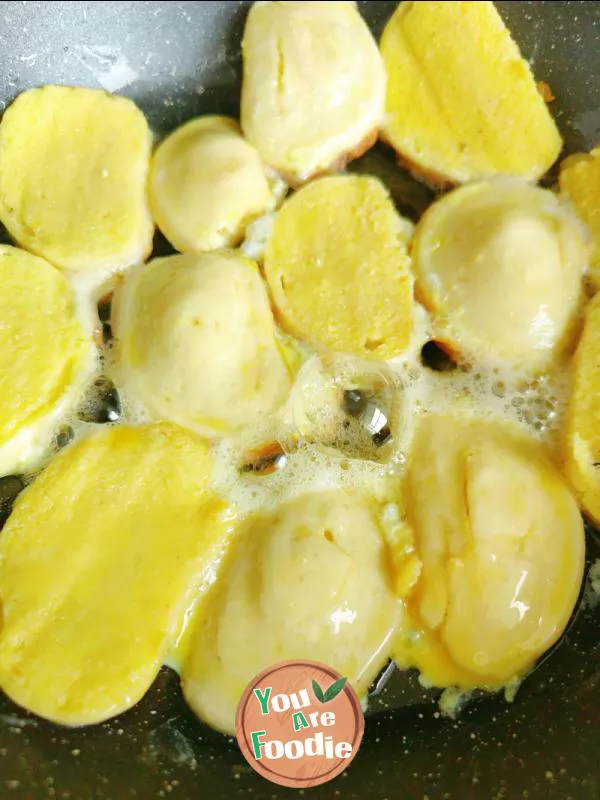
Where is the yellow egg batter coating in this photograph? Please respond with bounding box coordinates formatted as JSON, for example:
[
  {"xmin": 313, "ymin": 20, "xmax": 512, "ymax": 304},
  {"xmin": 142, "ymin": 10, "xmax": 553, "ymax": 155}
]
[
  {"xmin": 564, "ymin": 293, "xmax": 600, "ymax": 525},
  {"xmin": 113, "ymin": 251, "xmax": 291, "ymax": 437},
  {"xmin": 380, "ymin": 1, "xmax": 562, "ymax": 185},
  {"xmin": 0, "ymin": 423, "xmax": 229, "ymax": 725},
  {"xmin": 241, "ymin": 1, "xmax": 385, "ymax": 184},
  {"xmin": 0, "ymin": 85, "xmax": 153, "ymax": 273},
  {"xmin": 0, "ymin": 245, "xmax": 93, "ymax": 476},
  {"xmin": 395, "ymin": 414, "xmax": 584, "ymax": 689},
  {"xmin": 560, "ymin": 146, "xmax": 600, "ymax": 290},
  {"xmin": 181, "ymin": 490, "xmax": 402, "ymax": 734},
  {"xmin": 264, "ymin": 175, "xmax": 414, "ymax": 359},
  {"xmin": 149, "ymin": 115, "xmax": 282, "ymax": 253},
  {"xmin": 412, "ymin": 179, "xmax": 587, "ymax": 368}
]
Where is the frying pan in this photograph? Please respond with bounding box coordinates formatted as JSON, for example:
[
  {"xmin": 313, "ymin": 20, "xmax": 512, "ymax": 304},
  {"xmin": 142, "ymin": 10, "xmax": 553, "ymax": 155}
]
[{"xmin": 0, "ymin": 2, "xmax": 599, "ymax": 798}]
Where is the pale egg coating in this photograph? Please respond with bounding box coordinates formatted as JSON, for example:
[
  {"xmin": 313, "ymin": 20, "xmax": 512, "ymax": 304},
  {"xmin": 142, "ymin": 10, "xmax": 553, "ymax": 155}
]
[
  {"xmin": 412, "ymin": 180, "xmax": 587, "ymax": 368},
  {"xmin": 241, "ymin": 1, "xmax": 385, "ymax": 184},
  {"xmin": 113, "ymin": 251, "xmax": 291, "ymax": 437},
  {"xmin": 395, "ymin": 414, "xmax": 584, "ymax": 688},
  {"xmin": 149, "ymin": 115, "xmax": 282, "ymax": 253},
  {"xmin": 181, "ymin": 490, "xmax": 402, "ymax": 734}
]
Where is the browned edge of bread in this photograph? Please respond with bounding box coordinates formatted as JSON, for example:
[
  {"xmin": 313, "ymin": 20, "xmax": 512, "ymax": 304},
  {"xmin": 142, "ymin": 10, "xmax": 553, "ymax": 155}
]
[{"xmin": 273, "ymin": 127, "xmax": 380, "ymax": 188}]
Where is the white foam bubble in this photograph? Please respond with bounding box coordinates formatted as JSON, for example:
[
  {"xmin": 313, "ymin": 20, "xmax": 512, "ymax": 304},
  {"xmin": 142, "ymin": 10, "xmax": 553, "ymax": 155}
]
[{"xmin": 31, "ymin": 247, "xmax": 575, "ymax": 531}]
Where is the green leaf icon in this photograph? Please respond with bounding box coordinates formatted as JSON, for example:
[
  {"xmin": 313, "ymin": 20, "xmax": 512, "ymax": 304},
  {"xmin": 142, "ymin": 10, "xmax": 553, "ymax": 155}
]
[
  {"xmin": 323, "ymin": 677, "xmax": 347, "ymax": 702},
  {"xmin": 312, "ymin": 679, "xmax": 325, "ymax": 703}
]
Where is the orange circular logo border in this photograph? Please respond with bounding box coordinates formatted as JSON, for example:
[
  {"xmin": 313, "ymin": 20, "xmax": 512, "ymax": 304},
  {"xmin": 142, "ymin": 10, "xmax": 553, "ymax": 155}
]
[{"xmin": 235, "ymin": 660, "xmax": 365, "ymax": 788}]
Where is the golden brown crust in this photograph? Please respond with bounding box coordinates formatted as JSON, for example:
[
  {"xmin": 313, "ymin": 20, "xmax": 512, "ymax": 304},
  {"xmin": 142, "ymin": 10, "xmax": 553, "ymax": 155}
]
[
  {"xmin": 275, "ymin": 127, "xmax": 380, "ymax": 188},
  {"xmin": 397, "ymin": 154, "xmax": 457, "ymax": 192},
  {"xmin": 413, "ymin": 280, "xmax": 431, "ymax": 310},
  {"xmin": 378, "ymin": 130, "xmax": 457, "ymax": 190},
  {"xmin": 431, "ymin": 338, "xmax": 462, "ymax": 362},
  {"xmin": 325, "ymin": 127, "xmax": 379, "ymax": 177},
  {"xmin": 536, "ymin": 80, "xmax": 555, "ymax": 103},
  {"xmin": 414, "ymin": 280, "xmax": 464, "ymax": 361}
]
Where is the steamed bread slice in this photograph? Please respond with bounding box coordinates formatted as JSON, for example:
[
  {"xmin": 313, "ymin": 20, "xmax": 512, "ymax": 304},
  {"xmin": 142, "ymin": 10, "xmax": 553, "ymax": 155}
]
[
  {"xmin": 560, "ymin": 146, "xmax": 600, "ymax": 289},
  {"xmin": 150, "ymin": 115, "xmax": 283, "ymax": 253},
  {"xmin": 113, "ymin": 251, "xmax": 291, "ymax": 437},
  {"xmin": 412, "ymin": 180, "xmax": 587, "ymax": 368},
  {"xmin": 564, "ymin": 294, "xmax": 600, "ymax": 525},
  {"xmin": 0, "ymin": 85, "xmax": 153, "ymax": 272},
  {"xmin": 0, "ymin": 423, "xmax": 229, "ymax": 725},
  {"xmin": 380, "ymin": 1, "xmax": 562, "ymax": 185},
  {"xmin": 241, "ymin": 1, "xmax": 385, "ymax": 184},
  {"xmin": 264, "ymin": 174, "xmax": 414, "ymax": 359},
  {"xmin": 0, "ymin": 246, "xmax": 93, "ymax": 476},
  {"xmin": 397, "ymin": 414, "xmax": 584, "ymax": 688},
  {"xmin": 182, "ymin": 490, "xmax": 402, "ymax": 734}
]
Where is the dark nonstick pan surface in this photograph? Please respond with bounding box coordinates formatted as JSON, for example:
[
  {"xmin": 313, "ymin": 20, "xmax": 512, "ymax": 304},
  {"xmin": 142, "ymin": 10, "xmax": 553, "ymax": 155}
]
[{"xmin": 0, "ymin": 2, "xmax": 599, "ymax": 798}]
